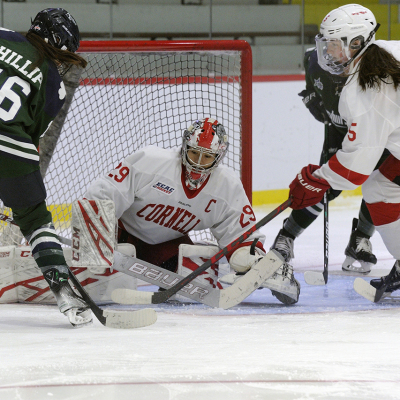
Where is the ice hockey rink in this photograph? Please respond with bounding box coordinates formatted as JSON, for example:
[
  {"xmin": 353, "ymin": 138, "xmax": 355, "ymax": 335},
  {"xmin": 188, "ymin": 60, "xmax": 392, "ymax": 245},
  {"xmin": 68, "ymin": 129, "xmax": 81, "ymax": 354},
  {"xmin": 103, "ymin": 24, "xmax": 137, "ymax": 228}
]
[{"xmin": 1, "ymin": 195, "xmax": 400, "ymax": 400}]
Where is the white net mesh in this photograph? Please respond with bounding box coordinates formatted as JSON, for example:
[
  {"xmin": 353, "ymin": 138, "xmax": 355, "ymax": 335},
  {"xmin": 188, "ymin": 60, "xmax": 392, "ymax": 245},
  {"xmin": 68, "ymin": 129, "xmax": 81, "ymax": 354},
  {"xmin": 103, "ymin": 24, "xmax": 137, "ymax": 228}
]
[{"xmin": 0, "ymin": 43, "xmax": 250, "ymax": 246}]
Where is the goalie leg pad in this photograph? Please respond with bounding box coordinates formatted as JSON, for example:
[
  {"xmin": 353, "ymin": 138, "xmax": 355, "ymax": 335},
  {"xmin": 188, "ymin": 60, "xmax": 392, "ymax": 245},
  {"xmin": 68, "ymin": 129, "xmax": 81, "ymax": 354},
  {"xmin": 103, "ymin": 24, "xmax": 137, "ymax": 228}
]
[
  {"xmin": 71, "ymin": 199, "xmax": 117, "ymax": 269},
  {"xmin": 0, "ymin": 246, "xmax": 17, "ymax": 303},
  {"xmin": 174, "ymin": 243, "xmax": 222, "ymax": 302}
]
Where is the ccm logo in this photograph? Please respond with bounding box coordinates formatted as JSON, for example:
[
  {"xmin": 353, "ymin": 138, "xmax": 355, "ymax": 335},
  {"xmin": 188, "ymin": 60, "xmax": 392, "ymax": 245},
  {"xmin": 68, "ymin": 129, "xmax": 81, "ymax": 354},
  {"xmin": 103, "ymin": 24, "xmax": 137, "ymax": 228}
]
[
  {"xmin": 72, "ymin": 226, "xmax": 80, "ymax": 261},
  {"xmin": 129, "ymin": 262, "xmax": 209, "ymax": 299}
]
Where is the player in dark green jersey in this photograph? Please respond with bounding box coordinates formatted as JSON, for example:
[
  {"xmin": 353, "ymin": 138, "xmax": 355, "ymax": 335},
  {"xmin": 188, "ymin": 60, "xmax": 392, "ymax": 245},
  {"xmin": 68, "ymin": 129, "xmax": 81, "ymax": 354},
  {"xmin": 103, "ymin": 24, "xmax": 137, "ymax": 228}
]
[
  {"xmin": 0, "ymin": 8, "xmax": 92, "ymax": 326},
  {"xmin": 270, "ymin": 47, "xmax": 389, "ymax": 274}
]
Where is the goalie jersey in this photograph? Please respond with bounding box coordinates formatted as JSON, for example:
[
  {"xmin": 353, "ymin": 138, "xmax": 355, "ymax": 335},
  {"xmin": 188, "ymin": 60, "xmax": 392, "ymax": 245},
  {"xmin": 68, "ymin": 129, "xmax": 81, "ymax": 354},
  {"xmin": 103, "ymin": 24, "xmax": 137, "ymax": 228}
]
[{"xmin": 85, "ymin": 146, "xmax": 265, "ymax": 249}]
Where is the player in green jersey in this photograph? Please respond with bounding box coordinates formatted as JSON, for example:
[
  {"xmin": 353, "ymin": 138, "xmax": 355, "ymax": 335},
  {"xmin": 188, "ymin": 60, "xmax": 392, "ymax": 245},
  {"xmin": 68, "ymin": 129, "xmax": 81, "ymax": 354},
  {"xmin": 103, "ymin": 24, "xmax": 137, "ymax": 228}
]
[
  {"xmin": 270, "ymin": 47, "xmax": 389, "ymax": 274},
  {"xmin": 0, "ymin": 8, "xmax": 92, "ymax": 327}
]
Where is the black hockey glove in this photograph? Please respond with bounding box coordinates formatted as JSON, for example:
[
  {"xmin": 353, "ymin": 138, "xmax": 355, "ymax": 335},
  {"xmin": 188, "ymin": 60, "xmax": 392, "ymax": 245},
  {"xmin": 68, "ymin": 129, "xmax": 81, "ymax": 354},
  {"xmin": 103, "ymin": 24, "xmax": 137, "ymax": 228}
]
[{"xmin": 298, "ymin": 89, "xmax": 329, "ymax": 124}]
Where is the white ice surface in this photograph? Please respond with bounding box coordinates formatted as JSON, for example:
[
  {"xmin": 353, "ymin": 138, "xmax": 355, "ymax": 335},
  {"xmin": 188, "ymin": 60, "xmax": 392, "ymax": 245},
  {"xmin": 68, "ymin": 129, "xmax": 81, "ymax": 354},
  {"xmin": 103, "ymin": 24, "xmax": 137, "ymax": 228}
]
[{"xmin": 1, "ymin": 196, "xmax": 400, "ymax": 400}]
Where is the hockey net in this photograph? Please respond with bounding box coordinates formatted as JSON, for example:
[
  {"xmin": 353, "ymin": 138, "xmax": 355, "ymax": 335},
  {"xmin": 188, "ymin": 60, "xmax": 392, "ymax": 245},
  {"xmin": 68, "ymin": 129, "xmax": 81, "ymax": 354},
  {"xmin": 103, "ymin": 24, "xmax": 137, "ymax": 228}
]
[{"xmin": 0, "ymin": 40, "xmax": 252, "ymax": 246}]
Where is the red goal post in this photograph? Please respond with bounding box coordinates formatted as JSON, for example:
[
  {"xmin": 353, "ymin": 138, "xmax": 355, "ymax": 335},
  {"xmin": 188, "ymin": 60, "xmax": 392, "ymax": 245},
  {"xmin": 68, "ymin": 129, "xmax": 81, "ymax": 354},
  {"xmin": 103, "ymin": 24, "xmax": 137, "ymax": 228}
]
[{"xmin": 0, "ymin": 40, "xmax": 252, "ymax": 245}]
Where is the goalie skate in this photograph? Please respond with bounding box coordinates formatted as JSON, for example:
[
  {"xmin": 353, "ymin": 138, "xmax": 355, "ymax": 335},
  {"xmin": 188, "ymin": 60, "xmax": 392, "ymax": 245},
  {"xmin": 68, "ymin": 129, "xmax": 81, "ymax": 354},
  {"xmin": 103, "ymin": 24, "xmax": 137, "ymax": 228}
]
[
  {"xmin": 342, "ymin": 219, "xmax": 377, "ymax": 274},
  {"xmin": 219, "ymin": 263, "xmax": 300, "ymax": 305}
]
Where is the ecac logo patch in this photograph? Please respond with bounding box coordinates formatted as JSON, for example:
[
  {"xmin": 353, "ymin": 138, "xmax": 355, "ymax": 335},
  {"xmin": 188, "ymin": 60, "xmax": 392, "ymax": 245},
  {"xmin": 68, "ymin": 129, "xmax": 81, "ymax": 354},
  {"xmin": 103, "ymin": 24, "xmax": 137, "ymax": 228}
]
[{"xmin": 152, "ymin": 181, "xmax": 175, "ymax": 195}]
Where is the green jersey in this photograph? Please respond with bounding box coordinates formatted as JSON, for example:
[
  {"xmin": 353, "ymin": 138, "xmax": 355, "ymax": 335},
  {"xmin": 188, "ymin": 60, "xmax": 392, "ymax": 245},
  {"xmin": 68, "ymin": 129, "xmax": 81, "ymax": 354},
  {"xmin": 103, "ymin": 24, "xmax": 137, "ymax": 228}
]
[
  {"xmin": 304, "ymin": 48, "xmax": 347, "ymax": 136},
  {"xmin": 0, "ymin": 28, "xmax": 65, "ymax": 177}
]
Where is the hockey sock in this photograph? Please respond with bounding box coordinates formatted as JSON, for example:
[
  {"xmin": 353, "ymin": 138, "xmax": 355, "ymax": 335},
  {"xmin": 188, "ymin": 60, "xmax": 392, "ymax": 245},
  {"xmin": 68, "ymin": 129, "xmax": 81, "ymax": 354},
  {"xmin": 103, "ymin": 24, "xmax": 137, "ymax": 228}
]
[
  {"xmin": 283, "ymin": 202, "xmax": 324, "ymax": 238},
  {"xmin": 357, "ymin": 200, "xmax": 375, "ymax": 238},
  {"xmin": 25, "ymin": 222, "xmax": 67, "ymax": 273}
]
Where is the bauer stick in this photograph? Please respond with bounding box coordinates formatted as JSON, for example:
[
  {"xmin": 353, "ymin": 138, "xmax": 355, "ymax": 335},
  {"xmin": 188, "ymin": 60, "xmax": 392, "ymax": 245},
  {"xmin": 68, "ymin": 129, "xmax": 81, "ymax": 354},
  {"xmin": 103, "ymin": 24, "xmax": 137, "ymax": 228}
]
[
  {"xmin": 0, "ymin": 212, "xmax": 157, "ymax": 329},
  {"xmin": 109, "ymin": 248, "xmax": 284, "ymax": 309},
  {"xmin": 304, "ymin": 120, "xmax": 330, "ymax": 285}
]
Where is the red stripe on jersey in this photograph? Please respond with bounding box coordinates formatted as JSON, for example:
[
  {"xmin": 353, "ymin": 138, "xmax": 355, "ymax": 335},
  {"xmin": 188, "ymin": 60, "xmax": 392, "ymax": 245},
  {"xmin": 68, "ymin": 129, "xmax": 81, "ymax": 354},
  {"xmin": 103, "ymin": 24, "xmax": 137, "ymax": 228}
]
[
  {"xmin": 366, "ymin": 201, "xmax": 400, "ymax": 226},
  {"xmin": 328, "ymin": 154, "xmax": 369, "ymax": 186},
  {"xmin": 378, "ymin": 154, "xmax": 400, "ymax": 182},
  {"xmin": 197, "ymin": 118, "xmax": 216, "ymax": 148}
]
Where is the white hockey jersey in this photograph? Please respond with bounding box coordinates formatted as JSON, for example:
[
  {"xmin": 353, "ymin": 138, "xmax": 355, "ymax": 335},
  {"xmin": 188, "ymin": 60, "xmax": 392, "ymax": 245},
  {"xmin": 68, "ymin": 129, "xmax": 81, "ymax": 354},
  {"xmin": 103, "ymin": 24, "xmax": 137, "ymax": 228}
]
[
  {"xmin": 314, "ymin": 40, "xmax": 400, "ymax": 190},
  {"xmin": 85, "ymin": 146, "xmax": 265, "ymax": 249}
]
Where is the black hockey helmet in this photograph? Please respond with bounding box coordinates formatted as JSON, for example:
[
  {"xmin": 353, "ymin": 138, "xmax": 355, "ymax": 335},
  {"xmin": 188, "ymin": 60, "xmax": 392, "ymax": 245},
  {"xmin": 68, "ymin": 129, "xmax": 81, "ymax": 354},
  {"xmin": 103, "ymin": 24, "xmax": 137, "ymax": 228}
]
[{"xmin": 28, "ymin": 8, "xmax": 81, "ymax": 53}]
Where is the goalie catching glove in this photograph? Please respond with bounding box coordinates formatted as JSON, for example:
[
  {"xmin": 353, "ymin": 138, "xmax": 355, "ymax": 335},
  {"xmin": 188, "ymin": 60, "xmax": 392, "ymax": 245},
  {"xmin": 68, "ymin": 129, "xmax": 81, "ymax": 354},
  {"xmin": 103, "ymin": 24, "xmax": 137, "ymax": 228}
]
[
  {"xmin": 289, "ymin": 164, "xmax": 330, "ymax": 210},
  {"xmin": 221, "ymin": 245, "xmax": 300, "ymax": 305}
]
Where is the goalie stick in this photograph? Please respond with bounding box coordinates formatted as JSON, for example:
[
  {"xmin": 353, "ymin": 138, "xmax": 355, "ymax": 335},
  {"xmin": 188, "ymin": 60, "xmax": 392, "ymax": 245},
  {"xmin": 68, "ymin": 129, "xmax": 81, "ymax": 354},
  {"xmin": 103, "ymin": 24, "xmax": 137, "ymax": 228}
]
[
  {"xmin": 0, "ymin": 212, "xmax": 157, "ymax": 329},
  {"xmin": 110, "ymin": 249, "xmax": 284, "ymax": 309},
  {"xmin": 304, "ymin": 120, "xmax": 330, "ymax": 286}
]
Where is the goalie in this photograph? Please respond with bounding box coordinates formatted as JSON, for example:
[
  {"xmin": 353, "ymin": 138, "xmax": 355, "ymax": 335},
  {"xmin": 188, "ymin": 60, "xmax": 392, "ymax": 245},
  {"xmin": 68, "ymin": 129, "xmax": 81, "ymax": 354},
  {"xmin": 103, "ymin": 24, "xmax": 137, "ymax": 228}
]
[{"xmin": 85, "ymin": 117, "xmax": 300, "ymax": 305}]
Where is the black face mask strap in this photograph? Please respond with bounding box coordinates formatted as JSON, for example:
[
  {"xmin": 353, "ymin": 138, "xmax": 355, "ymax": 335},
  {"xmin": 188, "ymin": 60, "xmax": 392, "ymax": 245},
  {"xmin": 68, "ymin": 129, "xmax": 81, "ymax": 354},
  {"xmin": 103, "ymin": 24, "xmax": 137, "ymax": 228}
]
[{"xmin": 343, "ymin": 23, "xmax": 381, "ymax": 68}]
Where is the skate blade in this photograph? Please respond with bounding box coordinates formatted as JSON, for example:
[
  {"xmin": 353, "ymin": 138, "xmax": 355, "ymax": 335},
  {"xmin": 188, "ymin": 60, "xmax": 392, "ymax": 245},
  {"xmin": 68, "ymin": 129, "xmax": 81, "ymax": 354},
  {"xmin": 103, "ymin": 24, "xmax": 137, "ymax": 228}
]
[
  {"xmin": 342, "ymin": 256, "xmax": 372, "ymax": 274},
  {"xmin": 65, "ymin": 309, "xmax": 93, "ymax": 328}
]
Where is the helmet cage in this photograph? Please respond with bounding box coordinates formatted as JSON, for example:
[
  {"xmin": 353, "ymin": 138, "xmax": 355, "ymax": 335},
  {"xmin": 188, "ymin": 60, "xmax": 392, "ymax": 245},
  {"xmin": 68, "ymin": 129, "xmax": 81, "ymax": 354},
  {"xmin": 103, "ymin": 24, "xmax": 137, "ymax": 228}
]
[
  {"xmin": 182, "ymin": 118, "xmax": 229, "ymax": 189},
  {"xmin": 316, "ymin": 24, "xmax": 379, "ymax": 75},
  {"xmin": 316, "ymin": 4, "xmax": 380, "ymax": 75},
  {"xmin": 28, "ymin": 8, "xmax": 80, "ymax": 53}
]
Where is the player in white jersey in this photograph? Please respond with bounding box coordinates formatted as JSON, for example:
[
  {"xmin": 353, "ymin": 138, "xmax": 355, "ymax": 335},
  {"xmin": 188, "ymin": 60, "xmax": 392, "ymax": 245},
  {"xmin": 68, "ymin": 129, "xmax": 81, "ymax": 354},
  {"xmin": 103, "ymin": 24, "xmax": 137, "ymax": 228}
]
[
  {"xmin": 85, "ymin": 118, "xmax": 300, "ymax": 305},
  {"xmin": 288, "ymin": 4, "xmax": 400, "ymax": 295}
]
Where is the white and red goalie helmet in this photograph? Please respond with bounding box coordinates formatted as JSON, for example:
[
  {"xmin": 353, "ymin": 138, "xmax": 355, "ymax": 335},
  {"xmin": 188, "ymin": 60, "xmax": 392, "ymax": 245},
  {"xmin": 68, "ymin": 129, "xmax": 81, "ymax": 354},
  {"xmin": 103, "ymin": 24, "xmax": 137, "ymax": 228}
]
[
  {"xmin": 182, "ymin": 118, "xmax": 229, "ymax": 190},
  {"xmin": 315, "ymin": 4, "xmax": 378, "ymax": 75}
]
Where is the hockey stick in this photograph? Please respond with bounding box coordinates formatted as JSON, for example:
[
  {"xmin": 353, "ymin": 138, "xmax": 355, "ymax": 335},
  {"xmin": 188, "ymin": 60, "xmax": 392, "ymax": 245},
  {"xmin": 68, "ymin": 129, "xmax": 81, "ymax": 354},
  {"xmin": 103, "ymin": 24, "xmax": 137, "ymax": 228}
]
[
  {"xmin": 109, "ymin": 248, "xmax": 284, "ymax": 309},
  {"xmin": 353, "ymin": 263, "xmax": 398, "ymax": 303},
  {"xmin": 304, "ymin": 120, "xmax": 330, "ymax": 286},
  {"xmin": 0, "ymin": 212, "xmax": 157, "ymax": 329},
  {"xmin": 353, "ymin": 277, "xmax": 387, "ymax": 303},
  {"xmin": 67, "ymin": 269, "xmax": 157, "ymax": 329}
]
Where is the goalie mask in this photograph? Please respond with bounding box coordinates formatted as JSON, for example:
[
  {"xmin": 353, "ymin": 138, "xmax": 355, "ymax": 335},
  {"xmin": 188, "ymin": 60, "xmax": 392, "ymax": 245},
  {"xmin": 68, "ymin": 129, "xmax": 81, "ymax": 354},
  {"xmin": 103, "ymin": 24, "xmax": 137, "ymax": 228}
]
[
  {"xmin": 182, "ymin": 118, "xmax": 229, "ymax": 190},
  {"xmin": 28, "ymin": 8, "xmax": 81, "ymax": 53},
  {"xmin": 315, "ymin": 4, "xmax": 379, "ymax": 75}
]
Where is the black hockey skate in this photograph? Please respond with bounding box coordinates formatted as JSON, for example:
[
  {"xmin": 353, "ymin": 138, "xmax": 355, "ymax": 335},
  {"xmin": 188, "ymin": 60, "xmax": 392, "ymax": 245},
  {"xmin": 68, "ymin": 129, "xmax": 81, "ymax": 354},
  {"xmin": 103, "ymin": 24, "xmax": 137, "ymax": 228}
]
[
  {"xmin": 270, "ymin": 224, "xmax": 294, "ymax": 263},
  {"xmin": 342, "ymin": 218, "xmax": 377, "ymax": 274},
  {"xmin": 370, "ymin": 262, "xmax": 400, "ymax": 296},
  {"xmin": 44, "ymin": 266, "xmax": 93, "ymax": 327}
]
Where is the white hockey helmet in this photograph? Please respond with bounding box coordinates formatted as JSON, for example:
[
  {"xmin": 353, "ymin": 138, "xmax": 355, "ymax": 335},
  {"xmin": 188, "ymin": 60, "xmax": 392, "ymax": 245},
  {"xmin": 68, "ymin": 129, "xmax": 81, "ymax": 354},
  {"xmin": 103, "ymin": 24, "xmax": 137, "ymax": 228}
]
[
  {"xmin": 182, "ymin": 118, "xmax": 229, "ymax": 190},
  {"xmin": 315, "ymin": 4, "xmax": 379, "ymax": 75}
]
